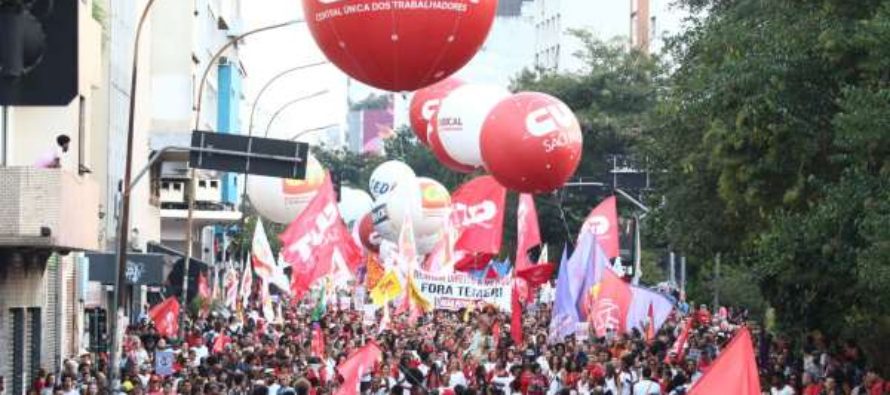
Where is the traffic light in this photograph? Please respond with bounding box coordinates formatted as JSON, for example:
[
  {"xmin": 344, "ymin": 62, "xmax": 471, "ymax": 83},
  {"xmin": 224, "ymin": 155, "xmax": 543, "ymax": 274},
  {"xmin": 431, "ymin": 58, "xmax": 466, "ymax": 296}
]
[{"xmin": 0, "ymin": 0, "xmax": 78, "ymax": 106}]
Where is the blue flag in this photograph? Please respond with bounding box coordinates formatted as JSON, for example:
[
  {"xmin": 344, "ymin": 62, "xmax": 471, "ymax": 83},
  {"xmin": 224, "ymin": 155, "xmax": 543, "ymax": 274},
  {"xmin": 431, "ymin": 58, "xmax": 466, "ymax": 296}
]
[{"xmin": 549, "ymin": 243, "xmax": 577, "ymax": 343}]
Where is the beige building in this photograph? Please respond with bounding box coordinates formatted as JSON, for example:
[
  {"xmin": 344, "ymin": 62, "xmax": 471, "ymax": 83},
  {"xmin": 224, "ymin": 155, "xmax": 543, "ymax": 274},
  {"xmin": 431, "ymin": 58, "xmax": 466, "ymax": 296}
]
[{"xmin": 0, "ymin": 0, "xmax": 105, "ymax": 391}]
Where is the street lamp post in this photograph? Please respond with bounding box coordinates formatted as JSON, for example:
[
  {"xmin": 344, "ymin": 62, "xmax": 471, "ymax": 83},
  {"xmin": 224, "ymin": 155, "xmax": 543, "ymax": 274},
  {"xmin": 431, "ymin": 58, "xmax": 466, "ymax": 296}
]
[
  {"xmin": 263, "ymin": 90, "xmax": 330, "ymax": 137},
  {"xmin": 247, "ymin": 61, "xmax": 329, "ymax": 137},
  {"xmin": 109, "ymin": 0, "xmax": 158, "ymax": 385},
  {"xmin": 183, "ymin": 20, "xmax": 304, "ymax": 336}
]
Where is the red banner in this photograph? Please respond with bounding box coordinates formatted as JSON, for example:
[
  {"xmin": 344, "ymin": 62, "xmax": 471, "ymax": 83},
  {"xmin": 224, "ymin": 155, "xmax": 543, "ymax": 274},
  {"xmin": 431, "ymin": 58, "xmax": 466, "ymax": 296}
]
[
  {"xmin": 587, "ymin": 267, "xmax": 632, "ymax": 338},
  {"xmin": 515, "ymin": 194, "xmax": 541, "ymax": 271},
  {"xmin": 280, "ymin": 175, "xmax": 363, "ymax": 300},
  {"xmin": 579, "ymin": 196, "xmax": 620, "ymax": 259},
  {"xmin": 451, "ymin": 176, "xmax": 507, "ymax": 255},
  {"xmin": 148, "ymin": 297, "xmax": 180, "ymax": 339}
]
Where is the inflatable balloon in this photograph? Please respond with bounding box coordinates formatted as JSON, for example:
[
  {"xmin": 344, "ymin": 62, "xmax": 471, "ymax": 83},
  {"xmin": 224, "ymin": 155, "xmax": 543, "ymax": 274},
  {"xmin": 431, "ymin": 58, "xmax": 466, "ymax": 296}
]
[
  {"xmin": 416, "ymin": 232, "xmax": 442, "ymax": 256},
  {"xmin": 369, "ymin": 160, "xmax": 416, "ymax": 198},
  {"xmin": 247, "ymin": 154, "xmax": 326, "ymax": 224},
  {"xmin": 428, "ymin": 117, "xmax": 477, "ymax": 173},
  {"xmin": 302, "ymin": 0, "xmax": 497, "ymax": 92},
  {"xmin": 370, "ymin": 196, "xmax": 399, "ymax": 242},
  {"xmin": 409, "ymin": 77, "xmax": 464, "ymax": 145},
  {"xmin": 387, "ymin": 177, "xmax": 452, "ymax": 237},
  {"xmin": 480, "ymin": 92, "xmax": 583, "ymax": 194},
  {"xmin": 338, "ymin": 187, "xmax": 374, "ymax": 225},
  {"xmin": 358, "ymin": 213, "xmax": 382, "ymax": 253},
  {"xmin": 436, "ymin": 84, "xmax": 510, "ymax": 168}
]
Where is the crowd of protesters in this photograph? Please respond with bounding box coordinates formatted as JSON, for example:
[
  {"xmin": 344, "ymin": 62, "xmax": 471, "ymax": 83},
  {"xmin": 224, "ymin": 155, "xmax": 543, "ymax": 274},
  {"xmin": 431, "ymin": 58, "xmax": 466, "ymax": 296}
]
[{"xmin": 24, "ymin": 289, "xmax": 888, "ymax": 395}]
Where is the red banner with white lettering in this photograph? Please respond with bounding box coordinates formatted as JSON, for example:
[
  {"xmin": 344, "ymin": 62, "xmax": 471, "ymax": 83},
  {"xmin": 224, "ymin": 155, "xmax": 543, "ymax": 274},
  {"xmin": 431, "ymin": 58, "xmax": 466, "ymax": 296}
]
[
  {"xmin": 280, "ymin": 175, "xmax": 363, "ymax": 301},
  {"xmin": 578, "ymin": 196, "xmax": 620, "ymax": 259},
  {"xmin": 587, "ymin": 267, "xmax": 632, "ymax": 338},
  {"xmin": 148, "ymin": 297, "xmax": 180, "ymax": 339},
  {"xmin": 451, "ymin": 176, "xmax": 507, "ymax": 255}
]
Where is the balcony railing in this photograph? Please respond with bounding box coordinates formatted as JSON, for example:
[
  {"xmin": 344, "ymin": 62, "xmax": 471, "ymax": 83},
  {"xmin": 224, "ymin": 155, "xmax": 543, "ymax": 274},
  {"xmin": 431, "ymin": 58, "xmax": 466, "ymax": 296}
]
[{"xmin": 0, "ymin": 167, "xmax": 100, "ymax": 251}]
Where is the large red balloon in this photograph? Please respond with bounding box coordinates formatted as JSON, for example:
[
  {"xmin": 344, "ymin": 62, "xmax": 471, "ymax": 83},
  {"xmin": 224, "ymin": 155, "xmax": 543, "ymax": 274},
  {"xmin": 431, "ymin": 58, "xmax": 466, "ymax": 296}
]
[
  {"xmin": 409, "ymin": 77, "xmax": 464, "ymax": 145},
  {"xmin": 358, "ymin": 213, "xmax": 381, "ymax": 253},
  {"xmin": 303, "ymin": 0, "xmax": 497, "ymax": 92},
  {"xmin": 480, "ymin": 92, "xmax": 583, "ymax": 194},
  {"xmin": 428, "ymin": 116, "xmax": 476, "ymax": 173}
]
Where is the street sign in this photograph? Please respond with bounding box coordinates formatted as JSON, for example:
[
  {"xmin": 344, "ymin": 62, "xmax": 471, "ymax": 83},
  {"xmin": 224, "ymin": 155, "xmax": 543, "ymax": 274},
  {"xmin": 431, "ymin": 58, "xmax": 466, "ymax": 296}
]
[
  {"xmin": 189, "ymin": 130, "xmax": 309, "ymax": 179},
  {"xmin": 0, "ymin": 0, "xmax": 79, "ymax": 105},
  {"xmin": 86, "ymin": 253, "xmax": 166, "ymax": 286}
]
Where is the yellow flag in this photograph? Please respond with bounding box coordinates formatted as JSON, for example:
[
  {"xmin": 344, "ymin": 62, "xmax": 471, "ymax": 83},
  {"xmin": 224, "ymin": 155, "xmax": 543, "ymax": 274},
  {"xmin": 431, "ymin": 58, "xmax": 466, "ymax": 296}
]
[
  {"xmin": 370, "ymin": 270, "xmax": 402, "ymax": 306},
  {"xmin": 407, "ymin": 276, "xmax": 432, "ymax": 312}
]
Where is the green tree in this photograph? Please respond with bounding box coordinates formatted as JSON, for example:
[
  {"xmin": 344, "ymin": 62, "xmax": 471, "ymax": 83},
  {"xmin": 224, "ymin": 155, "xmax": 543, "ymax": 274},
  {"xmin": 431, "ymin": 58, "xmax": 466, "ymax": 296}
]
[{"xmin": 649, "ymin": 0, "xmax": 890, "ymax": 368}]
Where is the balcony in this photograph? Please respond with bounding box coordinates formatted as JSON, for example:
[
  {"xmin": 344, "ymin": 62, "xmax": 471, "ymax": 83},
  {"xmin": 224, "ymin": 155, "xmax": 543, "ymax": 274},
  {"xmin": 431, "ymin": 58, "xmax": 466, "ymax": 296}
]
[{"xmin": 0, "ymin": 167, "xmax": 100, "ymax": 251}]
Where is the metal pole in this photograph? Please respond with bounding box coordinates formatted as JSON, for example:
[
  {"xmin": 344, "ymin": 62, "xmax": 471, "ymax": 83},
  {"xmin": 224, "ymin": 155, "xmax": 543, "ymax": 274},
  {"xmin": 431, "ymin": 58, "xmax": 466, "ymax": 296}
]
[
  {"xmin": 680, "ymin": 255, "xmax": 686, "ymax": 294},
  {"xmin": 185, "ymin": 20, "xmax": 303, "ymax": 336},
  {"xmin": 713, "ymin": 253, "xmax": 721, "ymax": 311},
  {"xmin": 668, "ymin": 251, "xmax": 676, "ymax": 286},
  {"xmin": 110, "ymin": 0, "xmax": 158, "ymax": 386},
  {"xmin": 632, "ymin": 214, "xmax": 642, "ymax": 286},
  {"xmin": 289, "ymin": 123, "xmax": 340, "ymax": 141},
  {"xmin": 263, "ymin": 90, "xmax": 330, "ymax": 137}
]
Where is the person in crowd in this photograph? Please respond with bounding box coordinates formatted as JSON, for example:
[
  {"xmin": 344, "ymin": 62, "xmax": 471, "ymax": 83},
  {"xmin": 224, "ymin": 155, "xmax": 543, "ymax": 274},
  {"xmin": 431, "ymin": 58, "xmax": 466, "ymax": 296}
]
[{"xmin": 34, "ymin": 134, "xmax": 70, "ymax": 169}]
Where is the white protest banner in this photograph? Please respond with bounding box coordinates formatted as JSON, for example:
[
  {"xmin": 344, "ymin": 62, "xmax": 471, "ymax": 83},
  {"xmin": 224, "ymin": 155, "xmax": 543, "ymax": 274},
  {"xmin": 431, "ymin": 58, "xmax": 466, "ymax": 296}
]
[
  {"xmin": 414, "ymin": 269, "xmax": 512, "ymax": 312},
  {"xmin": 155, "ymin": 349, "xmax": 175, "ymax": 377}
]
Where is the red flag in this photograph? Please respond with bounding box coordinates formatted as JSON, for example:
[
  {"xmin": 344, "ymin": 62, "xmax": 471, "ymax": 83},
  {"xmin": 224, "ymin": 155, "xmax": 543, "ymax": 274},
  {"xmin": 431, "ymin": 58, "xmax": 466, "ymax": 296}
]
[
  {"xmin": 451, "ymin": 176, "xmax": 507, "ymax": 255},
  {"xmin": 515, "ymin": 194, "xmax": 541, "ymax": 272},
  {"xmin": 578, "ymin": 196, "xmax": 620, "ymax": 259},
  {"xmin": 665, "ymin": 318, "xmax": 694, "ymax": 364},
  {"xmin": 491, "ymin": 320, "xmax": 501, "ymax": 350},
  {"xmin": 587, "ymin": 267, "xmax": 632, "ymax": 338},
  {"xmin": 148, "ymin": 297, "xmax": 180, "ymax": 339},
  {"xmin": 453, "ymin": 252, "xmax": 494, "ymax": 272},
  {"xmin": 197, "ymin": 272, "xmax": 211, "ymax": 299},
  {"xmin": 511, "ymin": 280, "xmax": 523, "ymax": 346},
  {"xmin": 688, "ymin": 328, "xmax": 760, "ymax": 395},
  {"xmin": 335, "ymin": 341, "xmax": 383, "ymax": 395},
  {"xmin": 645, "ymin": 302, "xmax": 656, "ymax": 342},
  {"xmin": 311, "ymin": 324, "xmax": 325, "ymax": 358},
  {"xmin": 280, "ymin": 175, "xmax": 363, "ymax": 301},
  {"xmin": 212, "ymin": 333, "xmax": 231, "ymax": 354}
]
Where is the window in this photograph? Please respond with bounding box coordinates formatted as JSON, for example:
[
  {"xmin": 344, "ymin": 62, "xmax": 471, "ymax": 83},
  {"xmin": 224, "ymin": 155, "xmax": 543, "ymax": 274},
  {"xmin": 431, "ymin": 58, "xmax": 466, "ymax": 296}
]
[
  {"xmin": 162, "ymin": 182, "xmax": 170, "ymax": 190},
  {"xmin": 174, "ymin": 183, "xmax": 182, "ymax": 191},
  {"xmin": 78, "ymin": 95, "xmax": 87, "ymax": 173},
  {"xmin": 210, "ymin": 180, "xmax": 219, "ymax": 189},
  {"xmin": 199, "ymin": 180, "xmax": 207, "ymax": 188}
]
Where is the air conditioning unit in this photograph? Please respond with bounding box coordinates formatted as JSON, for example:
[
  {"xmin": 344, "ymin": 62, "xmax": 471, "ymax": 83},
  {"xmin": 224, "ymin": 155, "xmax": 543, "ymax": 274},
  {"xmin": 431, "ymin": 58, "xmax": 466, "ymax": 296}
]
[
  {"xmin": 194, "ymin": 178, "xmax": 222, "ymax": 203},
  {"xmin": 160, "ymin": 162, "xmax": 190, "ymax": 179},
  {"xmin": 159, "ymin": 181, "xmax": 186, "ymax": 204}
]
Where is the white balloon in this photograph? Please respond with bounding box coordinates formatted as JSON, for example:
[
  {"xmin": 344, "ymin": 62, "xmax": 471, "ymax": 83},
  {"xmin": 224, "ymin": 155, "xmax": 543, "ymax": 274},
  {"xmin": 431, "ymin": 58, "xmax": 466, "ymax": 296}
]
[
  {"xmin": 416, "ymin": 232, "xmax": 442, "ymax": 255},
  {"xmin": 368, "ymin": 160, "xmax": 416, "ymax": 199},
  {"xmin": 247, "ymin": 154, "xmax": 326, "ymax": 224},
  {"xmin": 436, "ymin": 84, "xmax": 511, "ymax": 167},
  {"xmin": 370, "ymin": 196, "xmax": 399, "ymax": 242},
  {"xmin": 338, "ymin": 187, "xmax": 374, "ymax": 226}
]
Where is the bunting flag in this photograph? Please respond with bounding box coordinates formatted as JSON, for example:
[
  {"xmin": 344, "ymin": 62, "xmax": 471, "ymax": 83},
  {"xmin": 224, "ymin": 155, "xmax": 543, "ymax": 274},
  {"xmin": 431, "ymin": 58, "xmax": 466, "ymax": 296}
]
[
  {"xmin": 549, "ymin": 244, "xmax": 577, "ymax": 343},
  {"xmin": 511, "ymin": 278, "xmax": 523, "ymax": 346},
  {"xmin": 370, "ymin": 270, "xmax": 402, "ymax": 307},
  {"xmin": 578, "ymin": 196, "xmax": 620, "ymax": 259},
  {"xmin": 198, "ymin": 271, "xmax": 211, "ymax": 300},
  {"xmin": 311, "ymin": 323, "xmax": 325, "ymax": 358},
  {"xmin": 688, "ymin": 328, "xmax": 761, "ymax": 395},
  {"xmin": 148, "ymin": 297, "xmax": 180, "ymax": 339},
  {"xmin": 239, "ymin": 263, "xmax": 253, "ymax": 310},
  {"xmin": 586, "ymin": 263, "xmax": 632, "ymax": 338},
  {"xmin": 450, "ymin": 176, "xmax": 507, "ymax": 270},
  {"xmin": 645, "ymin": 302, "xmax": 656, "ymax": 342},
  {"xmin": 280, "ymin": 175, "xmax": 363, "ymax": 301},
  {"xmin": 365, "ymin": 253, "xmax": 385, "ymax": 290},
  {"xmin": 224, "ymin": 269, "xmax": 239, "ymax": 310},
  {"xmin": 665, "ymin": 318, "xmax": 694, "ymax": 364},
  {"xmin": 334, "ymin": 342, "xmax": 383, "ymax": 395},
  {"xmin": 212, "ymin": 333, "xmax": 232, "ymax": 354}
]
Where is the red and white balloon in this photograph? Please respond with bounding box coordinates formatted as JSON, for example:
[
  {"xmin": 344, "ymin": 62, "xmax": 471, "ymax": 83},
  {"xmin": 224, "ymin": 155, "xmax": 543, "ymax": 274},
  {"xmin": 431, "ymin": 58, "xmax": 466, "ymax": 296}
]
[
  {"xmin": 409, "ymin": 77, "xmax": 464, "ymax": 145},
  {"xmin": 302, "ymin": 0, "xmax": 497, "ymax": 92},
  {"xmin": 435, "ymin": 84, "xmax": 510, "ymax": 168},
  {"xmin": 428, "ymin": 116, "xmax": 477, "ymax": 174},
  {"xmin": 480, "ymin": 92, "xmax": 583, "ymax": 194}
]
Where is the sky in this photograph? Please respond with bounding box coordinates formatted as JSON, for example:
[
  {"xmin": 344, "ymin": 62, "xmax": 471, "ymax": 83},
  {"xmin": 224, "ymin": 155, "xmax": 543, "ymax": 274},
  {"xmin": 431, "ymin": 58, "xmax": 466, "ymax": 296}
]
[{"xmin": 239, "ymin": 0, "xmax": 348, "ymax": 144}]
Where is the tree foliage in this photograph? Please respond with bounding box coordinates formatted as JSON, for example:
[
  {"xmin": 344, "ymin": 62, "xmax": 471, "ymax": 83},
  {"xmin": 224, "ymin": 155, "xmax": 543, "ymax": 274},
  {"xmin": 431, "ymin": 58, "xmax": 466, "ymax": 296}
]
[{"xmin": 650, "ymin": 0, "xmax": 890, "ymax": 368}]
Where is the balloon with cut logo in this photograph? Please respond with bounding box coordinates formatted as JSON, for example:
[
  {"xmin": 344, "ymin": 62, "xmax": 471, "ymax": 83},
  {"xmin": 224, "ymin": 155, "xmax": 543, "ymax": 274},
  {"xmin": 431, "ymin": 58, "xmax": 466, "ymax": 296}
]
[
  {"xmin": 247, "ymin": 153, "xmax": 327, "ymax": 224},
  {"xmin": 436, "ymin": 84, "xmax": 511, "ymax": 168},
  {"xmin": 480, "ymin": 92, "xmax": 583, "ymax": 194},
  {"xmin": 409, "ymin": 77, "xmax": 465, "ymax": 145},
  {"xmin": 302, "ymin": 0, "xmax": 497, "ymax": 92},
  {"xmin": 369, "ymin": 160, "xmax": 416, "ymax": 199},
  {"xmin": 428, "ymin": 116, "xmax": 477, "ymax": 173},
  {"xmin": 358, "ymin": 213, "xmax": 382, "ymax": 253}
]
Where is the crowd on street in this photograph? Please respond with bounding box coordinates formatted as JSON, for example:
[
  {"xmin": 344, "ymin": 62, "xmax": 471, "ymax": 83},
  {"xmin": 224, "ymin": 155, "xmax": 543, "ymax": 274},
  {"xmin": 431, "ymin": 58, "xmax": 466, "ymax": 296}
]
[{"xmin": 21, "ymin": 286, "xmax": 888, "ymax": 395}]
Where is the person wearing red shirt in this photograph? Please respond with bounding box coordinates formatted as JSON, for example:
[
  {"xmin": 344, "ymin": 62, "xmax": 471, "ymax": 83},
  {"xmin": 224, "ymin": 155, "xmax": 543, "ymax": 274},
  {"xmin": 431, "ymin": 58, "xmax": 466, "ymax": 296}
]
[
  {"xmin": 696, "ymin": 305, "xmax": 712, "ymax": 327},
  {"xmin": 865, "ymin": 368, "xmax": 886, "ymax": 395},
  {"xmin": 801, "ymin": 372, "xmax": 822, "ymax": 395}
]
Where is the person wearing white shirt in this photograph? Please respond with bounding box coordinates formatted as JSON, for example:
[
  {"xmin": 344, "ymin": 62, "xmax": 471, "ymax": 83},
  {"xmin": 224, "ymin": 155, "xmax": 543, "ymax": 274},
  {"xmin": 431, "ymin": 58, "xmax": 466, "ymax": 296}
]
[
  {"xmin": 632, "ymin": 368, "xmax": 661, "ymax": 395},
  {"xmin": 447, "ymin": 359, "xmax": 468, "ymax": 389}
]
